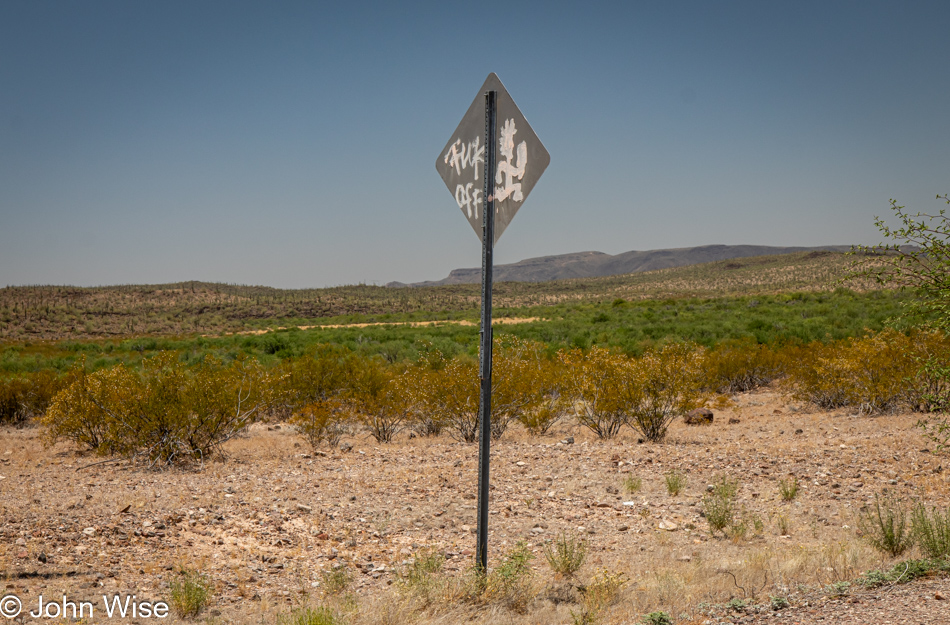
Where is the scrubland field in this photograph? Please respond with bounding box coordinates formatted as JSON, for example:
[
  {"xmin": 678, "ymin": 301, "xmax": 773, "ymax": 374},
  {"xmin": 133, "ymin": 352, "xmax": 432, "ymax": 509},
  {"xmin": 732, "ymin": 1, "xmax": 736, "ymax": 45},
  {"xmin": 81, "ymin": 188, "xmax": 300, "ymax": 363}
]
[{"xmin": 1, "ymin": 251, "xmax": 949, "ymax": 625}]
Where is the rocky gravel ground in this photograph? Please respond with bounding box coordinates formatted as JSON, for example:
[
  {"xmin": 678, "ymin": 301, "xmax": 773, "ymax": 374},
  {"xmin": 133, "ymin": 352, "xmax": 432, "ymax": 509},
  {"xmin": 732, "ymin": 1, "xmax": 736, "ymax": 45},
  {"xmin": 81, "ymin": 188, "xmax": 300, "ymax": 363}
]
[{"xmin": 1, "ymin": 389, "xmax": 948, "ymax": 624}]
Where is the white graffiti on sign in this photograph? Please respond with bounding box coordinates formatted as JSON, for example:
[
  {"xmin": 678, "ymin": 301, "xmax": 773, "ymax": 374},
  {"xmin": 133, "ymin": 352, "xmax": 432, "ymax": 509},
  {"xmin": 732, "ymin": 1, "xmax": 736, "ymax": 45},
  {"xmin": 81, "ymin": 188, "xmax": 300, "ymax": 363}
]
[
  {"xmin": 494, "ymin": 118, "xmax": 527, "ymax": 203},
  {"xmin": 444, "ymin": 136, "xmax": 485, "ymax": 218},
  {"xmin": 455, "ymin": 182, "xmax": 482, "ymax": 219},
  {"xmin": 444, "ymin": 136, "xmax": 484, "ymax": 179}
]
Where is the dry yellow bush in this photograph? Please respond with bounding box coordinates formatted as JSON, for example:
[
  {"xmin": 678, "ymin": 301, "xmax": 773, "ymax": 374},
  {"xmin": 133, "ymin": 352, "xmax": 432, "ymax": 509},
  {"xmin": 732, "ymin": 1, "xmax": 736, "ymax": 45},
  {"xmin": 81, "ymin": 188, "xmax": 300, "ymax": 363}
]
[
  {"xmin": 784, "ymin": 328, "xmax": 950, "ymax": 414},
  {"xmin": 703, "ymin": 338, "xmax": 787, "ymax": 393},
  {"xmin": 43, "ymin": 352, "xmax": 271, "ymax": 465},
  {"xmin": 289, "ymin": 397, "xmax": 352, "ymax": 448},
  {"xmin": 626, "ymin": 342, "xmax": 706, "ymax": 442}
]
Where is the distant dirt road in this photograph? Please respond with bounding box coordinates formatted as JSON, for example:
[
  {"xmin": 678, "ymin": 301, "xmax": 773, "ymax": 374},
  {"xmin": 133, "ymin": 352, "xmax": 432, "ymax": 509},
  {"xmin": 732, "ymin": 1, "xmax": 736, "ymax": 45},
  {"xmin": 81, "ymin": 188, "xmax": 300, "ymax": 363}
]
[{"xmin": 233, "ymin": 317, "xmax": 540, "ymax": 335}]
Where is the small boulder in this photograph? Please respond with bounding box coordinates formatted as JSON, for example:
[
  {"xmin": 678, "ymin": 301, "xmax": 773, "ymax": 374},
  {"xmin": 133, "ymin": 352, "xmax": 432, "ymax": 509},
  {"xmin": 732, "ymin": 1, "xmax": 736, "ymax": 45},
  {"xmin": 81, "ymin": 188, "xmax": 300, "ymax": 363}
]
[{"xmin": 684, "ymin": 408, "xmax": 714, "ymax": 426}]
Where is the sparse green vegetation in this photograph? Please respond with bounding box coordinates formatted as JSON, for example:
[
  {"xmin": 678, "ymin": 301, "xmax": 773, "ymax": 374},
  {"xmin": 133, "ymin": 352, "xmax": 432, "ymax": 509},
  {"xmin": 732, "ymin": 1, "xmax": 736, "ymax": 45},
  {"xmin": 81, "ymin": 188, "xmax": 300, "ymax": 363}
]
[
  {"xmin": 622, "ymin": 475, "xmax": 643, "ymax": 494},
  {"xmin": 276, "ymin": 606, "xmax": 341, "ymax": 625},
  {"xmin": 168, "ymin": 568, "xmax": 212, "ymax": 618},
  {"xmin": 543, "ymin": 532, "xmax": 588, "ymax": 578},
  {"xmin": 703, "ymin": 476, "xmax": 739, "ymax": 535},
  {"xmin": 664, "ymin": 470, "xmax": 687, "ymax": 496},
  {"xmin": 779, "ymin": 476, "xmax": 799, "ymax": 501},
  {"xmin": 858, "ymin": 493, "xmax": 913, "ymax": 557},
  {"xmin": 911, "ymin": 503, "xmax": 950, "ymax": 559},
  {"xmin": 320, "ymin": 566, "xmax": 351, "ymax": 596},
  {"xmin": 640, "ymin": 611, "xmax": 672, "ymax": 625}
]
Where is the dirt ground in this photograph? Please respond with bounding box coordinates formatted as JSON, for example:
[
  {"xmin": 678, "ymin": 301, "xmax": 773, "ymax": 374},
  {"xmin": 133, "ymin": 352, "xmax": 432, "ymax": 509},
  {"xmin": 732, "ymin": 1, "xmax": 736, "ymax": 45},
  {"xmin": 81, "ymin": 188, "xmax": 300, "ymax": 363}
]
[{"xmin": 2, "ymin": 388, "xmax": 948, "ymax": 624}]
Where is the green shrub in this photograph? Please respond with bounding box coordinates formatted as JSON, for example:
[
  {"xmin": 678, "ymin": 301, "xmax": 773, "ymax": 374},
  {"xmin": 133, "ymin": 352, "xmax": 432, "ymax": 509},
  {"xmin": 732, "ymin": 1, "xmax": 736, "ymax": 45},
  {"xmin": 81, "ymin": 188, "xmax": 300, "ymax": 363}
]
[
  {"xmin": 824, "ymin": 581, "xmax": 850, "ymax": 597},
  {"xmin": 703, "ymin": 476, "xmax": 739, "ymax": 535},
  {"xmin": 489, "ymin": 541, "xmax": 534, "ymax": 591},
  {"xmin": 859, "ymin": 558, "xmax": 950, "ymax": 588},
  {"xmin": 664, "ymin": 470, "xmax": 687, "ymax": 496},
  {"xmin": 911, "ymin": 503, "xmax": 950, "ymax": 559},
  {"xmin": 622, "ymin": 475, "xmax": 643, "ymax": 494},
  {"xmin": 641, "ymin": 611, "xmax": 672, "ymax": 625},
  {"xmin": 473, "ymin": 541, "xmax": 537, "ymax": 613},
  {"xmin": 779, "ymin": 476, "xmax": 799, "ymax": 501},
  {"xmin": 543, "ymin": 532, "xmax": 587, "ymax": 579},
  {"xmin": 169, "ymin": 568, "xmax": 212, "ymax": 618},
  {"xmin": 859, "ymin": 493, "xmax": 913, "ymax": 557},
  {"xmin": 397, "ymin": 548, "xmax": 445, "ymax": 604}
]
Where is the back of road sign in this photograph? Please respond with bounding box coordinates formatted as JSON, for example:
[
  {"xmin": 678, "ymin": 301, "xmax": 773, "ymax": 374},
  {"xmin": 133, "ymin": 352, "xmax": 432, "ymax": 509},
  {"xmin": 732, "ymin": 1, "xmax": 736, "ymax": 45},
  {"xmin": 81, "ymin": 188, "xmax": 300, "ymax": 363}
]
[{"xmin": 435, "ymin": 73, "xmax": 550, "ymax": 246}]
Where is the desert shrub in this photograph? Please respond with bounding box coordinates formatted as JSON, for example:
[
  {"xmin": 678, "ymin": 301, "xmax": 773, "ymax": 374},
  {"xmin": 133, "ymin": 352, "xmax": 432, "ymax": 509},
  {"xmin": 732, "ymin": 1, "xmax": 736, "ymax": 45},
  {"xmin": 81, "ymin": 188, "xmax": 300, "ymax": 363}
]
[
  {"xmin": 622, "ymin": 475, "xmax": 642, "ymax": 494},
  {"xmin": 914, "ymin": 342, "xmax": 950, "ymax": 451},
  {"xmin": 347, "ymin": 356, "xmax": 410, "ymax": 443},
  {"xmin": 641, "ymin": 612, "xmax": 672, "ymax": 625},
  {"xmin": 544, "ymin": 532, "xmax": 587, "ymax": 579},
  {"xmin": 849, "ymin": 193, "xmax": 950, "ymax": 330},
  {"xmin": 461, "ymin": 541, "xmax": 537, "ymax": 613},
  {"xmin": 782, "ymin": 342, "xmax": 849, "ymax": 409},
  {"xmin": 703, "ymin": 476, "xmax": 739, "ymax": 535},
  {"xmin": 0, "ymin": 377, "xmax": 32, "ymax": 426},
  {"xmin": 664, "ymin": 470, "xmax": 686, "ymax": 496},
  {"xmin": 560, "ymin": 346, "xmax": 631, "ymax": 440},
  {"xmin": 320, "ymin": 565, "xmax": 351, "ymax": 596},
  {"xmin": 43, "ymin": 352, "xmax": 271, "ymax": 465},
  {"xmin": 625, "ymin": 342, "xmax": 706, "ymax": 442},
  {"xmin": 401, "ymin": 351, "xmax": 447, "ymax": 437},
  {"xmin": 0, "ymin": 370, "xmax": 67, "ymax": 426},
  {"xmin": 519, "ymin": 354, "xmax": 571, "ymax": 435},
  {"xmin": 407, "ymin": 350, "xmax": 479, "ymax": 442},
  {"xmin": 858, "ymin": 492, "xmax": 913, "ymax": 557},
  {"xmin": 911, "ymin": 503, "xmax": 950, "ymax": 559},
  {"xmin": 906, "ymin": 331, "xmax": 950, "ymax": 411},
  {"xmin": 859, "ymin": 557, "xmax": 950, "ymax": 588},
  {"xmin": 779, "ymin": 476, "xmax": 799, "ymax": 501},
  {"xmin": 291, "ymin": 398, "xmax": 352, "ymax": 448},
  {"xmin": 168, "ymin": 567, "xmax": 212, "ymax": 618},
  {"xmin": 703, "ymin": 338, "xmax": 786, "ymax": 393},
  {"xmin": 572, "ymin": 569, "xmax": 627, "ymax": 624},
  {"xmin": 407, "ymin": 338, "xmax": 542, "ymax": 443},
  {"xmin": 397, "ymin": 547, "xmax": 445, "ymax": 604},
  {"xmin": 784, "ymin": 329, "xmax": 920, "ymax": 414},
  {"xmin": 275, "ymin": 344, "xmax": 360, "ymax": 416},
  {"xmin": 490, "ymin": 337, "xmax": 548, "ymax": 439}
]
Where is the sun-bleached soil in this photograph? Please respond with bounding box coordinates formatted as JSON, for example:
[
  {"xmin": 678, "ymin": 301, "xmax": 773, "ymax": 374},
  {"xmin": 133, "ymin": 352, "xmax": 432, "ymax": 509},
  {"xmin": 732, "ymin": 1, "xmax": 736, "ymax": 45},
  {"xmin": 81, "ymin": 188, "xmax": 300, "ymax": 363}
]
[{"xmin": 2, "ymin": 389, "xmax": 948, "ymax": 624}]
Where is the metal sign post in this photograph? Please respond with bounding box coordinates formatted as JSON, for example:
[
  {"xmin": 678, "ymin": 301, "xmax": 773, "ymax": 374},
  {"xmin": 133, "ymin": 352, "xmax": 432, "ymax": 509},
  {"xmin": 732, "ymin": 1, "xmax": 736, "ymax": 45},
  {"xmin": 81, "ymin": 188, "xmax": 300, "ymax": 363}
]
[
  {"xmin": 475, "ymin": 90, "xmax": 496, "ymax": 571},
  {"xmin": 436, "ymin": 74, "xmax": 548, "ymax": 573}
]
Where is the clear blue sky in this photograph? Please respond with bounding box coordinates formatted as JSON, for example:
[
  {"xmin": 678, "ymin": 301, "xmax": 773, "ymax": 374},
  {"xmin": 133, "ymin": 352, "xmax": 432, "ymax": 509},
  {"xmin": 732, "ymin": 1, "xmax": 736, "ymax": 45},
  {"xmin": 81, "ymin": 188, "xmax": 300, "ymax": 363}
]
[{"xmin": 2, "ymin": 1, "xmax": 948, "ymax": 288}]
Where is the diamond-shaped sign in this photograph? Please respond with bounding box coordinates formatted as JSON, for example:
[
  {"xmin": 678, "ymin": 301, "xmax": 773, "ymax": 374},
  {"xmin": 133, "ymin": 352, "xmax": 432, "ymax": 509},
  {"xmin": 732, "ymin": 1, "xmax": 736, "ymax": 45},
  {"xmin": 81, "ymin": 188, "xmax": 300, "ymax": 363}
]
[{"xmin": 436, "ymin": 73, "xmax": 550, "ymax": 245}]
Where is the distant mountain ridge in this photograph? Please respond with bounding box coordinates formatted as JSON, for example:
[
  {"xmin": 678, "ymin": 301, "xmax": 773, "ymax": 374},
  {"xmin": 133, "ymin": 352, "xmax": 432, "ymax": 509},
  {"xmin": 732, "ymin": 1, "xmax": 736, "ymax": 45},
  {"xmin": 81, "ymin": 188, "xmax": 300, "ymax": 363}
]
[{"xmin": 389, "ymin": 244, "xmax": 853, "ymax": 287}]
